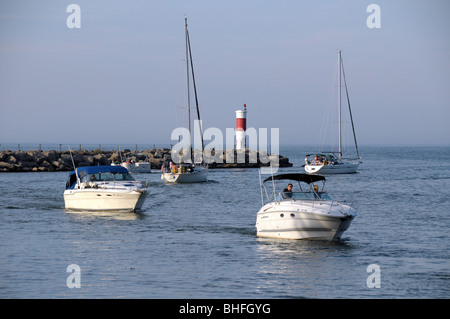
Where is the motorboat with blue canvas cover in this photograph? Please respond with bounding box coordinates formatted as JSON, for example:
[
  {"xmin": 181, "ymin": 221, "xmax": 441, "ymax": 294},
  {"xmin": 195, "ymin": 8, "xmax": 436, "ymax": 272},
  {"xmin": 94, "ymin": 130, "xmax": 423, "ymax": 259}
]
[
  {"xmin": 64, "ymin": 165, "xmax": 148, "ymax": 212},
  {"xmin": 256, "ymin": 173, "xmax": 356, "ymax": 240}
]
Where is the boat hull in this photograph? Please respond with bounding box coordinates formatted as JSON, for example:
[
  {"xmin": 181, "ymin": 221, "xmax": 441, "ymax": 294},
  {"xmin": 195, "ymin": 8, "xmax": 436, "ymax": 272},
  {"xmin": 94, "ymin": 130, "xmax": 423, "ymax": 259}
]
[
  {"xmin": 256, "ymin": 202, "xmax": 356, "ymax": 240},
  {"xmin": 305, "ymin": 162, "xmax": 359, "ymax": 174},
  {"xmin": 161, "ymin": 170, "xmax": 207, "ymax": 183},
  {"xmin": 64, "ymin": 189, "xmax": 147, "ymax": 212},
  {"xmin": 121, "ymin": 162, "xmax": 151, "ymax": 173}
]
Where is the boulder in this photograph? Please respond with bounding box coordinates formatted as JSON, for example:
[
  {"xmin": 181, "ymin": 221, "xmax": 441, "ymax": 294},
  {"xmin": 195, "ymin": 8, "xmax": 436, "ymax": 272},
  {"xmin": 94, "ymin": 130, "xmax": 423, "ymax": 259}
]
[
  {"xmin": 82, "ymin": 155, "xmax": 95, "ymax": 165},
  {"xmin": 0, "ymin": 162, "xmax": 14, "ymax": 170},
  {"xmin": 42, "ymin": 150, "xmax": 59, "ymax": 163},
  {"xmin": 7, "ymin": 155, "xmax": 18, "ymax": 164},
  {"xmin": 93, "ymin": 154, "xmax": 110, "ymax": 165}
]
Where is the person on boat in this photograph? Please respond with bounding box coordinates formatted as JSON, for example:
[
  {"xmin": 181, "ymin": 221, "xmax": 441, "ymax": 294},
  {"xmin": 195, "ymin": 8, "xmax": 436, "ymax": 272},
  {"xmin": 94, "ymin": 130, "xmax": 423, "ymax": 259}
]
[
  {"xmin": 282, "ymin": 183, "xmax": 293, "ymax": 199},
  {"xmin": 315, "ymin": 155, "xmax": 323, "ymax": 165},
  {"xmin": 171, "ymin": 162, "xmax": 178, "ymax": 174},
  {"xmin": 162, "ymin": 160, "xmax": 170, "ymax": 172},
  {"xmin": 312, "ymin": 184, "xmax": 326, "ymax": 199},
  {"xmin": 90, "ymin": 174, "xmax": 97, "ymax": 181}
]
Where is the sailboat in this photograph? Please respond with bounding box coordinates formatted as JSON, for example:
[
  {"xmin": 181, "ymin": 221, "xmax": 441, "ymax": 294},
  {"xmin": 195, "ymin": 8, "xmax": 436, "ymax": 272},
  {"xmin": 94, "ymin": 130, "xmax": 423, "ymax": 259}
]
[
  {"xmin": 304, "ymin": 50, "xmax": 362, "ymax": 174},
  {"xmin": 161, "ymin": 18, "xmax": 208, "ymax": 183}
]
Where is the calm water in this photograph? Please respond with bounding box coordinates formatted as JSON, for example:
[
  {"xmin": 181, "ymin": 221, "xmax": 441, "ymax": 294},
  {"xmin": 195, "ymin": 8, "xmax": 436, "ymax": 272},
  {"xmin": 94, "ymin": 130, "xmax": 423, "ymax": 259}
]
[{"xmin": 0, "ymin": 146, "xmax": 449, "ymax": 299}]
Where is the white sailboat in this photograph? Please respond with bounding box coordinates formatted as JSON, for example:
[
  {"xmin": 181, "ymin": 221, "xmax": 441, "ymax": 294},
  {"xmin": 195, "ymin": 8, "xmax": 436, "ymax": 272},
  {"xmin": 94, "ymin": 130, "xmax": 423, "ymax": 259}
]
[
  {"xmin": 304, "ymin": 50, "xmax": 362, "ymax": 174},
  {"xmin": 161, "ymin": 18, "xmax": 208, "ymax": 183}
]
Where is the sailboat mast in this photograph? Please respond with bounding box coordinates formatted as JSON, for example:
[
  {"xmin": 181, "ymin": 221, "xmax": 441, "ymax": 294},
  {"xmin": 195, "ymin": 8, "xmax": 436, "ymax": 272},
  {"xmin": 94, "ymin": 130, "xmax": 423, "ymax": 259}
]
[
  {"xmin": 185, "ymin": 18, "xmax": 191, "ymax": 137},
  {"xmin": 338, "ymin": 50, "xmax": 342, "ymax": 159},
  {"xmin": 185, "ymin": 18, "xmax": 205, "ymax": 154},
  {"xmin": 341, "ymin": 53, "xmax": 361, "ymax": 161}
]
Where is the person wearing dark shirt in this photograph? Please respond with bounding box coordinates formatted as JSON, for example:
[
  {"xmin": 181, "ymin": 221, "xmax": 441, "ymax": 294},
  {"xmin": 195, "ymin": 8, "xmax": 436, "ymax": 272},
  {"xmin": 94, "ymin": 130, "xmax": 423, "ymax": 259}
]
[{"xmin": 283, "ymin": 183, "xmax": 293, "ymax": 199}]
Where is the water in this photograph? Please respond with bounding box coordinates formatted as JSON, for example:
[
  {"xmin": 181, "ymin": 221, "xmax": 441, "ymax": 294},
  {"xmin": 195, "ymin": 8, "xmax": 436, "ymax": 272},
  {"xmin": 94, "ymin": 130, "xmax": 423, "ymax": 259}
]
[{"xmin": 0, "ymin": 146, "xmax": 449, "ymax": 299}]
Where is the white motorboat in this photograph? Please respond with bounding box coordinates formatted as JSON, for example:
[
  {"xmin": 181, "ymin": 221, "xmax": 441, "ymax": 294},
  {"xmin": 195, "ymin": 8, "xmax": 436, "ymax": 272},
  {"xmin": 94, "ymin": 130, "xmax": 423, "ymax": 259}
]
[
  {"xmin": 64, "ymin": 165, "xmax": 148, "ymax": 212},
  {"xmin": 305, "ymin": 50, "xmax": 362, "ymax": 174},
  {"xmin": 161, "ymin": 162, "xmax": 207, "ymax": 183},
  {"xmin": 121, "ymin": 160, "xmax": 151, "ymax": 174},
  {"xmin": 256, "ymin": 173, "xmax": 356, "ymax": 240},
  {"xmin": 162, "ymin": 17, "xmax": 208, "ymax": 183},
  {"xmin": 112, "ymin": 149, "xmax": 152, "ymax": 174}
]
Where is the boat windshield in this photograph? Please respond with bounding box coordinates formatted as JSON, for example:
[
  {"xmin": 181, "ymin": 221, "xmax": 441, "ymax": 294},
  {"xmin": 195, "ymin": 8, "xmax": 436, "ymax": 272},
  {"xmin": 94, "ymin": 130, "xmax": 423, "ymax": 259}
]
[
  {"xmin": 275, "ymin": 191, "xmax": 333, "ymax": 202},
  {"xmin": 85, "ymin": 172, "xmax": 135, "ymax": 182}
]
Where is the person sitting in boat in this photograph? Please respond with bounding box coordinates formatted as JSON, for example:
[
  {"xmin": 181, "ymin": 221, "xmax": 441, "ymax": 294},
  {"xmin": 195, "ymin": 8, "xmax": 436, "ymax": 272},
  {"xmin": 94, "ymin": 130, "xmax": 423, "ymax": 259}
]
[
  {"xmin": 312, "ymin": 184, "xmax": 326, "ymax": 199},
  {"xmin": 90, "ymin": 174, "xmax": 97, "ymax": 181},
  {"xmin": 314, "ymin": 155, "xmax": 323, "ymax": 165},
  {"xmin": 161, "ymin": 160, "xmax": 170, "ymax": 172},
  {"xmin": 282, "ymin": 183, "xmax": 293, "ymax": 199}
]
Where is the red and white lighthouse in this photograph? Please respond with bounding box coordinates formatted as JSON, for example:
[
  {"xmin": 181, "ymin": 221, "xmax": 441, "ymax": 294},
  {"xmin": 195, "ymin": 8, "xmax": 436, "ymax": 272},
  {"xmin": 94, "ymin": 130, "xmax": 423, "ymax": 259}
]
[{"xmin": 235, "ymin": 104, "xmax": 247, "ymax": 150}]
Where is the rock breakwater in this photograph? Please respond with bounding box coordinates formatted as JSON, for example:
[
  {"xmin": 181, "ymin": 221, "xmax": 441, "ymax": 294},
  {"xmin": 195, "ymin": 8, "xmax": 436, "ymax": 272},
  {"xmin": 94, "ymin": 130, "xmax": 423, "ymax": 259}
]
[{"xmin": 0, "ymin": 148, "xmax": 292, "ymax": 172}]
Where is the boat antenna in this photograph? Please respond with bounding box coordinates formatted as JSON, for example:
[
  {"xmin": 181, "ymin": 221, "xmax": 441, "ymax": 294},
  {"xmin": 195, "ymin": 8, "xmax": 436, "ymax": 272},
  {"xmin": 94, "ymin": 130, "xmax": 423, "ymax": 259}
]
[
  {"xmin": 340, "ymin": 53, "xmax": 361, "ymax": 161},
  {"xmin": 258, "ymin": 169, "xmax": 264, "ymax": 206},
  {"xmin": 270, "ymin": 162, "xmax": 276, "ymax": 200},
  {"xmin": 68, "ymin": 146, "xmax": 76, "ymax": 170},
  {"xmin": 68, "ymin": 146, "xmax": 81, "ymax": 186}
]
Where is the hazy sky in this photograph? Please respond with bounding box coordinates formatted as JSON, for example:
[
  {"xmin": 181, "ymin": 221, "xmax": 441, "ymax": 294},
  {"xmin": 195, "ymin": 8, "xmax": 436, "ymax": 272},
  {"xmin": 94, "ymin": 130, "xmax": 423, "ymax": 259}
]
[{"xmin": 1, "ymin": 0, "xmax": 449, "ymax": 147}]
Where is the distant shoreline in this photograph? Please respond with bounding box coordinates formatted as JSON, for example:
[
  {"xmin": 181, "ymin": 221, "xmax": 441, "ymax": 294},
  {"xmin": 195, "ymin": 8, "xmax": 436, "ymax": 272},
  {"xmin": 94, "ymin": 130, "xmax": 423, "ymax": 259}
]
[{"xmin": 0, "ymin": 148, "xmax": 292, "ymax": 172}]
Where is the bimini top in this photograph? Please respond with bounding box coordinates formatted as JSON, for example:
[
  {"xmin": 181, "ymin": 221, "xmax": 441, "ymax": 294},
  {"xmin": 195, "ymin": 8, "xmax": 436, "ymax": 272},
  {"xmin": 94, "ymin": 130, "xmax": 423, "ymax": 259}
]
[
  {"xmin": 65, "ymin": 165, "xmax": 131, "ymax": 190},
  {"xmin": 68, "ymin": 165, "xmax": 129, "ymax": 175},
  {"xmin": 263, "ymin": 173, "xmax": 325, "ymax": 184}
]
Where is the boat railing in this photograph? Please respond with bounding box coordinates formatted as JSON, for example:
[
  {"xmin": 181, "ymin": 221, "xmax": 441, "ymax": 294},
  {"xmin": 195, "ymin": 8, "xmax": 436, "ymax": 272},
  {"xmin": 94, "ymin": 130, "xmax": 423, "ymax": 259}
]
[
  {"xmin": 79, "ymin": 179, "xmax": 147, "ymax": 190},
  {"xmin": 272, "ymin": 192, "xmax": 340, "ymax": 210}
]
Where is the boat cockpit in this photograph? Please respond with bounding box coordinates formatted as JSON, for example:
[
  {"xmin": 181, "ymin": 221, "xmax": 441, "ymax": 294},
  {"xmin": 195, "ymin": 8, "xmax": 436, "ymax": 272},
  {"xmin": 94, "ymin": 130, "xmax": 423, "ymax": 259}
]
[{"xmin": 275, "ymin": 191, "xmax": 333, "ymax": 202}]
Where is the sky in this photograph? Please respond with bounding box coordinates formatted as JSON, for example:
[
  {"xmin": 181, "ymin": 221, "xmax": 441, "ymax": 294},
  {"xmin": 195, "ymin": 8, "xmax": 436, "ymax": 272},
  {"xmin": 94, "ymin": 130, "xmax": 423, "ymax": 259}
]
[{"xmin": 0, "ymin": 0, "xmax": 449, "ymax": 147}]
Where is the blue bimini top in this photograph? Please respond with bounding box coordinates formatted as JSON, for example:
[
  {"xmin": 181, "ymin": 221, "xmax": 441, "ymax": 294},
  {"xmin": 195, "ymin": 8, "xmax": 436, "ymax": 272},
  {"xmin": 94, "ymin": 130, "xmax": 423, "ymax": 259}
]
[
  {"xmin": 65, "ymin": 165, "xmax": 130, "ymax": 189},
  {"xmin": 71, "ymin": 165, "xmax": 128, "ymax": 175}
]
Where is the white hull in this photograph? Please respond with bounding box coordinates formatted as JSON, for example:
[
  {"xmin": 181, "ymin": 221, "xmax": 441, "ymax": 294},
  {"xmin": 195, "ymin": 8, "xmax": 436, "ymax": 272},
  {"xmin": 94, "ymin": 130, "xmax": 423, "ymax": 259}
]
[
  {"xmin": 121, "ymin": 162, "xmax": 151, "ymax": 173},
  {"xmin": 256, "ymin": 201, "xmax": 356, "ymax": 240},
  {"xmin": 64, "ymin": 188, "xmax": 147, "ymax": 212},
  {"xmin": 305, "ymin": 162, "xmax": 359, "ymax": 174},
  {"xmin": 161, "ymin": 170, "xmax": 207, "ymax": 183}
]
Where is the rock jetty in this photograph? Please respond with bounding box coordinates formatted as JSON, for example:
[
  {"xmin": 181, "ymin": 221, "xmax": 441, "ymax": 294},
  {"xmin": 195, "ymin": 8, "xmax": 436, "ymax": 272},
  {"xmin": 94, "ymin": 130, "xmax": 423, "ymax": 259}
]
[{"xmin": 0, "ymin": 148, "xmax": 292, "ymax": 172}]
